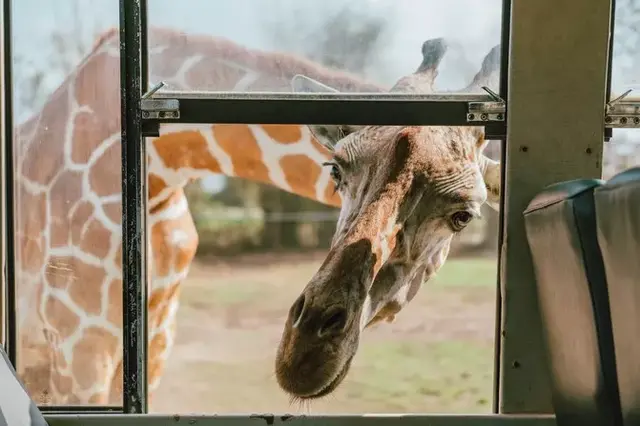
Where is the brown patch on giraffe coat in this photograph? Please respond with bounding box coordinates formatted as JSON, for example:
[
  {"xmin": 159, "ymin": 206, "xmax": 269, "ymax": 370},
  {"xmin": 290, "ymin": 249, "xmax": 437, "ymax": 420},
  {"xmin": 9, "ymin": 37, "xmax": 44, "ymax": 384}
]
[
  {"xmin": 102, "ymin": 202, "xmax": 121, "ymax": 226},
  {"xmin": 20, "ymin": 87, "xmax": 68, "ymax": 186},
  {"xmin": 148, "ymin": 332, "xmax": 169, "ymax": 388},
  {"xmin": 279, "ymin": 155, "xmax": 321, "ymax": 201},
  {"xmin": 17, "ymin": 184, "xmax": 47, "ymax": 237},
  {"xmin": 68, "ymin": 261, "xmax": 107, "ymax": 316},
  {"xmin": 49, "ymin": 170, "xmax": 85, "ymax": 247},
  {"xmin": 45, "ymin": 256, "xmax": 75, "ymax": 290},
  {"xmin": 72, "ymin": 326, "xmax": 119, "ymax": 390},
  {"xmin": 70, "ymin": 111, "xmax": 112, "ymax": 165},
  {"xmin": 148, "ymin": 173, "xmax": 169, "ymax": 202},
  {"xmin": 261, "ymin": 125, "xmax": 302, "ymax": 144},
  {"xmin": 106, "ymin": 279, "xmax": 123, "ymax": 327},
  {"xmin": 154, "ymin": 130, "xmax": 222, "ymax": 173},
  {"xmin": 74, "ymin": 52, "xmax": 121, "ymax": 145},
  {"xmin": 51, "ymin": 371, "xmax": 73, "ymax": 396},
  {"xmin": 78, "ymin": 219, "xmax": 112, "ymax": 259},
  {"xmin": 367, "ymin": 300, "xmax": 402, "ymax": 327},
  {"xmin": 149, "ymin": 283, "xmax": 181, "ymax": 329},
  {"xmin": 20, "ymin": 237, "xmax": 46, "ymax": 273},
  {"xmin": 88, "ymin": 142, "xmax": 122, "ymax": 198},
  {"xmin": 44, "ymin": 298, "xmax": 80, "ymax": 339},
  {"xmin": 213, "ymin": 124, "xmax": 271, "ymax": 183}
]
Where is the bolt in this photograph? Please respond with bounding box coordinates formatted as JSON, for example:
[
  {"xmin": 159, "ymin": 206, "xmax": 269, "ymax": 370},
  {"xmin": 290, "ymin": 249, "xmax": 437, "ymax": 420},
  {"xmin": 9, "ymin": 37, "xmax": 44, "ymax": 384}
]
[
  {"xmin": 496, "ymin": 113, "xmax": 504, "ymax": 120},
  {"xmin": 468, "ymin": 113, "xmax": 475, "ymax": 121},
  {"xmin": 620, "ymin": 117, "xmax": 628, "ymax": 125},
  {"xmin": 481, "ymin": 113, "xmax": 488, "ymax": 121},
  {"xmin": 520, "ymin": 146, "xmax": 528, "ymax": 153},
  {"xmin": 604, "ymin": 116, "xmax": 612, "ymax": 124},
  {"xmin": 586, "ymin": 148, "xmax": 593, "ymax": 154},
  {"xmin": 142, "ymin": 111, "xmax": 150, "ymax": 118},
  {"xmin": 512, "ymin": 360, "xmax": 521, "ymax": 369},
  {"xmin": 634, "ymin": 117, "xmax": 640, "ymax": 125}
]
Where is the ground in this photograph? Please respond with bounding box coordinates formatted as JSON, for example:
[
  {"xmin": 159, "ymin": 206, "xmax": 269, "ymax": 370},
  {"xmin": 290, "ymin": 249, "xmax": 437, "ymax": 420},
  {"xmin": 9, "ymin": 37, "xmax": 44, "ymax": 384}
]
[{"xmin": 152, "ymin": 251, "xmax": 498, "ymax": 414}]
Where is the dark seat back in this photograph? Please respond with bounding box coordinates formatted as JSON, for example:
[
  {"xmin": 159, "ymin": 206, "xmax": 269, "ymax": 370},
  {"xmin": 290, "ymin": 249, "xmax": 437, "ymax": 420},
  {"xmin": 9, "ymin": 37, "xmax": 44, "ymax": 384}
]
[
  {"xmin": 0, "ymin": 346, "xmax": 48, "ymax": 425},
  {"xmin": 594, "ymin": 167, "xmax": 640, "ymax": 426},
  {"xmin": 523, "ymin": 178, "xmax": 622, "ymax": 426}
]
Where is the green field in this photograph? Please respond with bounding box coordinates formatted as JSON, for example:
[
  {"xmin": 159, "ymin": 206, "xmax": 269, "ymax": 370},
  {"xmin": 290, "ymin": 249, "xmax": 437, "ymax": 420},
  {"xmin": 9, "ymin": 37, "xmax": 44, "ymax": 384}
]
[{"xmin": 152, "ymin": 252, "xmax": 498, "ymax": 414}]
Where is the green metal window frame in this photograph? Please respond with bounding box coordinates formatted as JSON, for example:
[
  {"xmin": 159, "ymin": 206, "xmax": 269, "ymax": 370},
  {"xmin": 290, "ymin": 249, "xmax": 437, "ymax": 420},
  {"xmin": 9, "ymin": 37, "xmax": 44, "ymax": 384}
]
[{"xmin": 1, "ymin": 0, "xmax": 618, "ymax": 423}]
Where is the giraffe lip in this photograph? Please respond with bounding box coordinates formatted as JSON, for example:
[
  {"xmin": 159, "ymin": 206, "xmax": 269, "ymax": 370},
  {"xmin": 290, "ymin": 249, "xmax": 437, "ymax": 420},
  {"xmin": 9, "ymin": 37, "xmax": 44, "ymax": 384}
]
[{"xmin": 298, "ymin": 355, "xmax": 354, "ymax": 400}]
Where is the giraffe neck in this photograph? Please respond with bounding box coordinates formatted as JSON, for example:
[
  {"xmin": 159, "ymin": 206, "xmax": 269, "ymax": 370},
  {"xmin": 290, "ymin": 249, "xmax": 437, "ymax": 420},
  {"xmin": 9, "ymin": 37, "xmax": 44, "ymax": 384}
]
[{"xmin": 142, "ymin": 26, "xmax": 387, "ymax": 209}]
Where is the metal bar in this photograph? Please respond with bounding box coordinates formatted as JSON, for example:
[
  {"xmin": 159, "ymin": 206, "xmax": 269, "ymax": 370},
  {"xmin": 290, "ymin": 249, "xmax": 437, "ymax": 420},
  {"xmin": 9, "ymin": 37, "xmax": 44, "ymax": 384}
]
[
  {"xmin": 492, "ymin": 0, "xmax": 512, "ymax": 414},
  {"xmin": 151, "ymin": 91, "xmax": 492, "ymax": 101},
  {"xmin": 142, "ymin": 93, "xmax": 506, "ymax": 138},
  {"xmin": 1, "ymin": 0, "xmax": 16, "ymax": 366},
  {"xmin": 119, "ymin": 0, "xmax": 148, "ymax": 414},
  {"xmin": 499, "ymin": 0, "xmax": 611, "ymax": 413},
  {"xmin": 604, "ymin": 0, "xmax": 616, "ymax": 142},
  {"xmin": 44, "ymin": 414, "xmax": 558, "ymax": 426},
  {"xmin": 140, "ymin": 0, "xmax": 148, "ymax": 93},
  {"xmin": 39, "ymin": 406, "xmax": 122, "ymax": 414}
]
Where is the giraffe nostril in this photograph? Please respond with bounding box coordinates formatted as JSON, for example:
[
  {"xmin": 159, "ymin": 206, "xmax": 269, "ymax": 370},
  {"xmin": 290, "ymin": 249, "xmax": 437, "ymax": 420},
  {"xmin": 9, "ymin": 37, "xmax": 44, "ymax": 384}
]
[
  {"xmin": 290, "ymin": 294, "xmax": 306, "ymax": 327},
  {"xmin": 318, "ymin": 307, "xmax": 348, "ymax": 337}
]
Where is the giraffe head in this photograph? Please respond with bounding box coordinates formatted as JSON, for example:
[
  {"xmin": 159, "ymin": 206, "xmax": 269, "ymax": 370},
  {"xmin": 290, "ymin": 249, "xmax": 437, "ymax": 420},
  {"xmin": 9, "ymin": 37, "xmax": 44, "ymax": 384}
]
[{"xmin": 274, "ymin": 38, "xmax": 501, "ymax": 400}]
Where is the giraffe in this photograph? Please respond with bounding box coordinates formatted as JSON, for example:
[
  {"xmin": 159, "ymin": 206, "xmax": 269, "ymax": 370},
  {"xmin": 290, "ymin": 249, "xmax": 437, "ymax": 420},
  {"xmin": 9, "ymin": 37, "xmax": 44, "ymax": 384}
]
[
  {"xmin": 274, "ymin": 39, "xmax": 502, "ymax": 399},
  {"xmin": 13, "ymin": 26, "xmax": 394, "ymax": 406}
]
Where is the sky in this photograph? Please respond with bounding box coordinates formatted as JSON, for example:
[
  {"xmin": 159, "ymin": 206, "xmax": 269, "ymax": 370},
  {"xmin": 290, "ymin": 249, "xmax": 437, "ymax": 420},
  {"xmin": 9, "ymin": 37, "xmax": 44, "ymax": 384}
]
[{"xmin": 9, "ymin": 0, "xmax": 640, "ymax": 191}]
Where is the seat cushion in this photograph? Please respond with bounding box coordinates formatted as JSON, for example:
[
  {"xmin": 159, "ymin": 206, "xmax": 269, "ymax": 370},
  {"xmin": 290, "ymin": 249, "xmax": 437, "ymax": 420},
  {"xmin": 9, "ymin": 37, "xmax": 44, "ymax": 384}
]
[
  {"xmin": 524, "ymin": 178, "xmax": 622, "ymax": 426},
  {"xmin": 594, "ymin": 167, "xmax": 640, "ymax": 426},
  {"xmin": 0, "ymin": 346, "xmax": 48, "ymax": 425}
]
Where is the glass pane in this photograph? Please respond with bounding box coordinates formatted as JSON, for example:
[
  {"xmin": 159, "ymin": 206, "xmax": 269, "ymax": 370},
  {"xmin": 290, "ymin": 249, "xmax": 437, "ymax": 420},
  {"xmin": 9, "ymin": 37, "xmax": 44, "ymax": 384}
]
[
  {"xmin": 611, "ymin": 0, "xmax": 640, "ymax": 97},
  {"xmin": 147, "ymin": 0, "xmax": 503, "ymax": 94},
  {"xmin": 148, "ymin": 121, "xmax": 500, "ymax": 414},
  {"xmin": 604, "ymin": 129, "xmax": 640, "ymax": 179},
  {"xmin": 11, "ymin": 0, "xmax": 122, "ymax": 407}
]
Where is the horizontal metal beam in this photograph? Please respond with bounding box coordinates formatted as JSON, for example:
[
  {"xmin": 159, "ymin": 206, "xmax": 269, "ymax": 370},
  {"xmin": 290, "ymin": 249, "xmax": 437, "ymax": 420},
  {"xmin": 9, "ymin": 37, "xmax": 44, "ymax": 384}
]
[
  {"xmin": 45, "ymin": 414, "xmax": 557, "ymax": 426},
  {"xmin": 141, "ymin": 91, "xmax": 507, "ymax": 139}
]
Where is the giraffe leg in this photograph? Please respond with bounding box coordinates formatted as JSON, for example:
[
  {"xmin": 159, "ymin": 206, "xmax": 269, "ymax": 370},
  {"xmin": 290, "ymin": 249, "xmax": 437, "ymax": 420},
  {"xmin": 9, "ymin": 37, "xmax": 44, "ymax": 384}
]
[{"xmin": 107, "ymin": 286, "xmax": 181, "ymax": 409}]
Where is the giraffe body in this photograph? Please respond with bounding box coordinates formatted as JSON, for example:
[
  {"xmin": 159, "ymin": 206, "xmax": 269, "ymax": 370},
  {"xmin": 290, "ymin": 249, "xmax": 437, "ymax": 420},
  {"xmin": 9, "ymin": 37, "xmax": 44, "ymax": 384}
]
[{"xmin": 15, "ymin": 26, "xmax": 386, "ymax": 405}]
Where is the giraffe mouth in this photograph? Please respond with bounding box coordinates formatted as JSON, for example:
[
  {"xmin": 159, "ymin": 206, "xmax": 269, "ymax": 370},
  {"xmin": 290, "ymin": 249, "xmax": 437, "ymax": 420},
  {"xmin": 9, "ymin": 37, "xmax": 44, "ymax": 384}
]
[{"xmin": 299, "ymin": 354, "xmax": 354, "ymax": 400}]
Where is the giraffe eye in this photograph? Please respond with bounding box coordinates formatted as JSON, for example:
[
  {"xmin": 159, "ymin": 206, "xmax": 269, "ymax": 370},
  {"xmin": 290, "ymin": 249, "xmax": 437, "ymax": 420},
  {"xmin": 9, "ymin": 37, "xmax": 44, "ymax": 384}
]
[
  {"xmin": 329, "ymin": 165, "xmax": 342, "ymax": 184},
  {"xmin": 451, "ymin": 211, "xmax": 474, "ymax": 231},
  {"xmin": 323, "ymin": 162, "xmax": 343, "ymax": 186}
]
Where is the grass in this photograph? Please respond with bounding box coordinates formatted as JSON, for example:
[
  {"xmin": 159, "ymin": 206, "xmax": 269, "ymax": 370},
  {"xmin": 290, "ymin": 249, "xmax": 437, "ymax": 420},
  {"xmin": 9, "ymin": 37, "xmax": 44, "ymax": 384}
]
[{"xmin": 153, "ymin": 252, "xmax": 498, "ymax": 414}]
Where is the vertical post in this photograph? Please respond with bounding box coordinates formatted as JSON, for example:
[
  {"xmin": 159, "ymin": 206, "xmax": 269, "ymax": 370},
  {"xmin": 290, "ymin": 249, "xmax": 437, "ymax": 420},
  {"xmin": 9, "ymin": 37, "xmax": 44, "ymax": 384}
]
[
  {"xmin": 499, "ymin": 0, "xmax": 612, "ymax": 413},
  {"xmin": 119, "ymin": 0, "xmax": 148, "ymax": 414},
  {"xmin": 492, "ymin": 0, "xmax": 511, "ymax": 414},
  {"xmin": 1, "ymin": 0, "xmax": 16, "ymax": 365}
]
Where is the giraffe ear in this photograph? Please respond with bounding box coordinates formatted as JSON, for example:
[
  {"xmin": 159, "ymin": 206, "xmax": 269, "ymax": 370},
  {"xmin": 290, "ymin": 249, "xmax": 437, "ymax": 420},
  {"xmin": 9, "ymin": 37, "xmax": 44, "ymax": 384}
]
[
  {"xmin": 480, "ymin": 155, "xmax": 501, "ymax": 211},
  {"xmin": 470, "ymin": 127, "xmax": 501, "ymax": 211},
  {"xmin": 291, "ymin": 75, "xmax": 361, "ymax": 150}
]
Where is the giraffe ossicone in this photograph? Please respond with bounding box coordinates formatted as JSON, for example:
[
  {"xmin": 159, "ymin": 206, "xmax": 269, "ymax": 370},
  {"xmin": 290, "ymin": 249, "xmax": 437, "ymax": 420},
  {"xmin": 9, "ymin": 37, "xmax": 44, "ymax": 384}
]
[{"xmin": 275, "ymin": 38, "xmax": 502, "ymax": 400}]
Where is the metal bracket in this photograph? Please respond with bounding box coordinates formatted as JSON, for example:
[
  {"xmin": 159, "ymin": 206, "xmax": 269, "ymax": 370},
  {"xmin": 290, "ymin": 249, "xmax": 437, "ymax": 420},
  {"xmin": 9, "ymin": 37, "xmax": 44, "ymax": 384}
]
[
  {"xmin": 140, "ymin": 81, "xmax": 180, "ymax": 120},
  {"xmin": 467, "ymin": 86, "xmax": 506, "ymax": 123},
  {"xmin": 605, "ymin": 89, "xmax": 640, "ymax": 128}
]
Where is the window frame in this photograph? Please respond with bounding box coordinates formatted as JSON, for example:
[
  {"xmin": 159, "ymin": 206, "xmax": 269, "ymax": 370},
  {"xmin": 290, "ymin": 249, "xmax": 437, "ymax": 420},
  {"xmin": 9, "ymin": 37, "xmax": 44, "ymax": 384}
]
[{"xmin": 0, "ymin": 0, "xmax": 619, "ymax": 422}]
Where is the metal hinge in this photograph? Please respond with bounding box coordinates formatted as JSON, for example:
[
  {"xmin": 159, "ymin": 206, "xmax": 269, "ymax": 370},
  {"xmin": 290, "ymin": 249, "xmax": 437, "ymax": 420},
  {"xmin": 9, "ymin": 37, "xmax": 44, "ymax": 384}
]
[
  {"xmin": 467, "ymin": 87, "xmax": 506, "ymax": 123},
  {"xmin": 140, "ymin": 82, "xmax": 180, "ymax": 120},
  {"xmin": 605, "ymin": 89, "xmax": 640, "ymax": 128}
]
